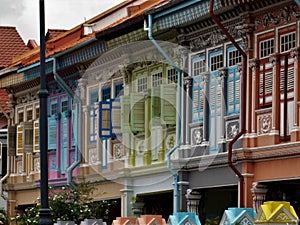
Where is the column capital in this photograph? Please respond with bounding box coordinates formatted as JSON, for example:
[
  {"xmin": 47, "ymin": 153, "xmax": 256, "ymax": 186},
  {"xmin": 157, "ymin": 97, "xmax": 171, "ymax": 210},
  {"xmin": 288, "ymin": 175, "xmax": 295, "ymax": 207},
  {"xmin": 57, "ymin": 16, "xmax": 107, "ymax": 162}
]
[
  {"xmin": 269, "ymin": 53, "xmax": 280, "ymax": 66},
  {"xmin": 218, "ymin": 67, "xmax": 228, "ymax": 82},
  {"xmin": 249, "ymin": 58, "xmax": 259, "ymax": 70},
  {"xmin": 251, "ymin": 182, "xmax": 268, "ymax": 213},
  {"xmin": 290, "ymin": 47, "xmax": 300, "ymax": 58}
]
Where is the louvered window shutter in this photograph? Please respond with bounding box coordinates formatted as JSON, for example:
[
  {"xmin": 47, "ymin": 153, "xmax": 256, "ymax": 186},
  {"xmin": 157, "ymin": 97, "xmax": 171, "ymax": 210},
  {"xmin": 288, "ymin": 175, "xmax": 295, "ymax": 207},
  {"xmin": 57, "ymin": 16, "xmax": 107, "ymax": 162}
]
[
  {"xmin": 99, "ymin": 101, "xmax": 111, "ymax": 138},
  {"xmin": 130, "ymin": 93, "xmax": 145, "ymax": 133},
  {"xmin": 8, "ymin": 126, "xmax": 16, "ymax": 156},
  {"xmin": 16, "ymin": 124, "xmax": 23, "ymax": 156},
  {"xmin": 111, "ymin": 99, "xmax": 121, "ymax": 136},
  {"xmin": 48, "ymin": 115, "xmax": 57, "ymax": 150},
  {"xmin": 23, "ymin": 121, "xmax": 33, "ymax": 153},
  {"xmin": 151, "ymin": 86, "xmax": 161, "ymax": 125},
  {"xmin": 161, "ymin": 83, "xmax": 177, "ymax": 125},
  {"xmin": 121, "ymin": 95, "xmax": 130, "ymax": 132},
  {"xmin": 33, "ymin": 120, "xmax": 39, "ymax": 152}
]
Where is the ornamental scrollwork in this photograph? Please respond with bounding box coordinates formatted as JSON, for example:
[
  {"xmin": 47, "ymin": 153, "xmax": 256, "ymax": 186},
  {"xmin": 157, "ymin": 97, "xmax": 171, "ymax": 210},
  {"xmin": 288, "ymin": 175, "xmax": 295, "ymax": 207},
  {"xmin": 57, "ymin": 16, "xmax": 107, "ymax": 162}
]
[
  {"xmin": 255, "ymin": 5, "xmax": 300, "ymax": 29},
  {"xmin": 258, "ymin": 114, "xmax": 272, "ymax": 135}
]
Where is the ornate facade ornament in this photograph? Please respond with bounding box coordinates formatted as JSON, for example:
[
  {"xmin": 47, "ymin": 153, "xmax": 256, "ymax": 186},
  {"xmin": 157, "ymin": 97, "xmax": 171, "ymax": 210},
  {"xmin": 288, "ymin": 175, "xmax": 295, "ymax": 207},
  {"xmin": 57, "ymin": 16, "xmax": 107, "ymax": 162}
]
[
  {"xmin": 236, "ymin": 23, "xmax": 255, "ymax": 51},
  {"xmin": 226, "ymin": 120, "xmax": 240, "ymax": 140},
  {"xmin": 269, "ymin": 53, "xmax": 280, "ymax": 66},
  {"xmin": 258, "ymin": 114, "xmax": 272, "ymax": 135},
  {"xmin": 249, "ymin": 58, "xmax": 259, "ymax": 70},
  {"xmin": 185, "ymin": 189, "xmax": 201, "ymax": 215},
  {"xmin": 290, "ymin": 47, "xmax": 300, "ymax": 58},
  {"xmin": 218, "ymin": 68, "xmax": 227, "ymax": 82},
  {"xmin": 255, "ymin": 5, "xmax": 300, "ymax": 29},
  {"xmin": 251, "ymin": 182, "xmax": 268, "ymax": 213},
  {"xmin": 201, "ymin": 72, "xmax": 210, "ymax": 84},
  {"xmin": 113, "ymin": 143, "xmax": 124, "ymax": 159},
  {"xmin": 191, "ymin": 127, "xmax": 203, "ymax": 145},
  {"xmin": 184, "ymin": 77, "xmax": 193, "ymax": 88}
]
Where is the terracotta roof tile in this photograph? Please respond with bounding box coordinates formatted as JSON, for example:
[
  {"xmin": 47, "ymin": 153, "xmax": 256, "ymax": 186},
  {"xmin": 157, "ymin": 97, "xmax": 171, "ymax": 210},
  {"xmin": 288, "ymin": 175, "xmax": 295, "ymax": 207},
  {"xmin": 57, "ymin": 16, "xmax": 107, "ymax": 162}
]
[
  {"xmin": 0, "ymin": 89, "xmax": 10, "ymax": 114},
  {"xmin": 0, "ymin": 26, "xmax": 29, "ymax": 68},
  {"xmin": 27, "ymin": 39, "xmax": 38, "ymax": 49},
  {"xmin": 46, "ymin": 29, "xmax": 67, "ymax": 41},
  {"xmin": 13, "ymin": 0, "xmax": 168, "ymax": 68}
]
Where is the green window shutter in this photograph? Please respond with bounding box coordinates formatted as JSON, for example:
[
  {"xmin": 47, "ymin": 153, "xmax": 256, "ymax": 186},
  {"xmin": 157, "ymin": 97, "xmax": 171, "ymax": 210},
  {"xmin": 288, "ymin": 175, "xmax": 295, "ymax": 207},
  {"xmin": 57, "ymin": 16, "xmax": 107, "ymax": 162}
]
[
  {"xmin": 151, "ymin": 86, "xmax": 161, "ymax": 125},
  {"xmin": 121, "ymin": 95, "xmax": 130, "ymax": 132},
  {"xmin": 130, "ymin": 93, "xmax": 145, "ymax": 133},
  {"xmin": 112, "ymin": 99, "xmax": 121, "ymax": 135},
  {"xmin": 161, "ymin": 83, "xmax": 177, "ymax": 125}
]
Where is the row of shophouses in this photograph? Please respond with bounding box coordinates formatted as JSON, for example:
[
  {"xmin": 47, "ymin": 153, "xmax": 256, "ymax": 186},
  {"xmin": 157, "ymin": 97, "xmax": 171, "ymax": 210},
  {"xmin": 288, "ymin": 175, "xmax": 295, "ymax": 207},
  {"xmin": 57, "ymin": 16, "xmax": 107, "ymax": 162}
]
[{"xmin": 1, "ymin": 0, "xmax": 300, "ymax": 222}]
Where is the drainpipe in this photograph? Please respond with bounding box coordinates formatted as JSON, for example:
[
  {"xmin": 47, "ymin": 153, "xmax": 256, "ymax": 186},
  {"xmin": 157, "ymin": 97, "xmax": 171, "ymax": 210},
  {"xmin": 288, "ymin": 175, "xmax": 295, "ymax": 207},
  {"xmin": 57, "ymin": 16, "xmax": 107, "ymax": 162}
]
[
  {"xmin": 53, "ymin": 57, "xmax": 82, "ymax": 186},
  {"xmin": 209, "ymin": 0, "xmax": 247, "ymax": 208},
  {"xmin": 146, "ymin": 14, "xmax": 182, "ymax": 213}
]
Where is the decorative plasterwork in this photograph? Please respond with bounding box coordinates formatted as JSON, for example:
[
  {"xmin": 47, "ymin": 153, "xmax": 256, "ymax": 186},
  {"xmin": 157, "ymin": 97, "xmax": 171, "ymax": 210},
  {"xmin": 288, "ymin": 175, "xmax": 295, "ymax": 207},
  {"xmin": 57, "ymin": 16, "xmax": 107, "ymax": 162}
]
[
  {"xmin": 258, "ymin": 113, "xmax": 272, "ymax": 135},
  {"xmin": 191, "ymin": 127, "xmax": 203, "ymax": 145},
  {"xmin": 255, "ymin": 5, "xmax": 300, "ymax": 29},
  {"xmin": 226, "ymin": 120, "xmax": 240, "ymax": 140}
]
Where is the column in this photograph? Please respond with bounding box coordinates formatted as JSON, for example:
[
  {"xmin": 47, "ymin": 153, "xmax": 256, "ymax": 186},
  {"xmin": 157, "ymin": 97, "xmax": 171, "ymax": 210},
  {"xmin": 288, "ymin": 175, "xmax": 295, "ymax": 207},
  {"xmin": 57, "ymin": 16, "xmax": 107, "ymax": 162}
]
[
  {"xmin": 202, "ymin": 72, "xmax": 210, "ymax": 143},
  {"xmin": 251, "ymin": 182, "xmax": 268, "ymax": 213},
  {"xmin": 144, "ymin": 91, "xmax": 151, "ymax": 165},
  {"xmin": 248, "ymin": 59, "xmax": 259, "ymax": 147},
  {"xmin": 185, "ymin": 189, "xmax": 201, "ymax": 215},
  {"xmin": 185, "ymin": 77, "xmax": 193, "ymax": 146},
  {"xmin": 218, "ymin": 68, "xmax": 227, "ymax": 143},
  {"xmin": 269, "ymin": 53, "xmax": 280, "ymax": 142},
  {"xmin": 291, "ymin": 47, "xmax": 300, "ymax": 140}
]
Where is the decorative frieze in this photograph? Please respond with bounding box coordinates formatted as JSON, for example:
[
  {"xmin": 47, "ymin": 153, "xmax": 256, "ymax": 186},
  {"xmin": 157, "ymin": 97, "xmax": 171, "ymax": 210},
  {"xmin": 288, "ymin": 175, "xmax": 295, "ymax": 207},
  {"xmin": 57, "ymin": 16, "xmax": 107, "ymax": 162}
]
[{"xmin": 255, "ymin": 5, "xmax": 300, "ymax": 29}]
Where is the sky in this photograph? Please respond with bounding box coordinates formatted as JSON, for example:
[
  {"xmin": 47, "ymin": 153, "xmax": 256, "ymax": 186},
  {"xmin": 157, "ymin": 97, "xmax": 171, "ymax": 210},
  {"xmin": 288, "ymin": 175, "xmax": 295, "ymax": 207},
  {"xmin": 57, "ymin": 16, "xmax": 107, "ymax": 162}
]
[{"xmin": 0, "ymin": 0, "xmax": 125, "ymax": 43}]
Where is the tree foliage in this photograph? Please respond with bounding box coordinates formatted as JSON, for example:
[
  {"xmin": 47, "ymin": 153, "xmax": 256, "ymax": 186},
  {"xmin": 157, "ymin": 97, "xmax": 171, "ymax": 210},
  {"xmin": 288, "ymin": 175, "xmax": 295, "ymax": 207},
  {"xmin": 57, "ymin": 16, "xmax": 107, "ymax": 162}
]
[{"xmin": 11, "ymin": 182, "xmax": 116, "ymax": 224}]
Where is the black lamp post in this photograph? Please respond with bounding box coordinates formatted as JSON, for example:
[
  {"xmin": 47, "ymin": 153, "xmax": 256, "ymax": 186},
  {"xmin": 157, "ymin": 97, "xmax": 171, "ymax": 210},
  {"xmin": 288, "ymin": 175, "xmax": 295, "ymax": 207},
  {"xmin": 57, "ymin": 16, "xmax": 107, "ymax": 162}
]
[{"xmin": 38, "ymin": 0, "xmax": 52, "ymax": 224}]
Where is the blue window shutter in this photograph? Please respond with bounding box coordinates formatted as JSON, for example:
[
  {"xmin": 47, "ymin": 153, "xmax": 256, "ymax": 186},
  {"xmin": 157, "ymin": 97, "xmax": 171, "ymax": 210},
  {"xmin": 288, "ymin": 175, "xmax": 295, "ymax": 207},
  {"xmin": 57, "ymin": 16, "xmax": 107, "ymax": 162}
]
[
  {"xmin": 48, "ymin": 115, "xmax": 57, "ymax": 150},
  {"xmin": 227, "ymin": 66, "xmax": 240, "ymax": 115}
]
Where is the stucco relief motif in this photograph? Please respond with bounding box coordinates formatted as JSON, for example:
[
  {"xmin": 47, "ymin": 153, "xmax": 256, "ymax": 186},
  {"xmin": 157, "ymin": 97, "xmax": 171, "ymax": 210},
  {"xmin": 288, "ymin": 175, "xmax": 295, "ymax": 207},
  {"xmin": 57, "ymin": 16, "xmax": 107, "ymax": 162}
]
[
  {"xmin": 34, "ymin": 158, "xmax": 40, "ymax": 172},
  {"xmin": 113, "ymin": 143, "xmax": 124, "ymax": 159},
  {"xmin": 89, "ymin": 149, "xmax": 97, "ymax": 164},
  {"xmin": 226, "ymin": 120, "xmax": 240, "ymax": 140},
  {"xmin": 258, "ymin": 114, "xmax": 272, "ymax": 135},
  {"xmin": 166, "ymin": 134, "xmax": 176, "ymax": 151},
  {"xmin": 136, "ymin": 140, "xmax": 146, "ymax": 155},
  {"xmin": 17, "ymin": 161, "xmax": 23, "ymax": 174},
  {"xmin": 191, "ymin": 127, "xmax": 203, "ymax": 145},
  {"xmin": 255, "ymin": 5, "xmax": 300, "ymax": 28}
]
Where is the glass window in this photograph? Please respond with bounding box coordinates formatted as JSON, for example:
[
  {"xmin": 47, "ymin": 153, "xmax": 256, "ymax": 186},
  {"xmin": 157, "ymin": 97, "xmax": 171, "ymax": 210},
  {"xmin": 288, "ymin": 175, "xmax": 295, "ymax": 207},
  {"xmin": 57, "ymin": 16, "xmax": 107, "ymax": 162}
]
[
  {"xmin": 260, "ymin": 39, "xmax": 274, "ymax": 58},
  {"xmin": 102, "ymin": 86, "xmax": 111, "ymax": 102},
  {"xmin": 167, "ymin": 67, "xmax": 177, "ymax": 83},
  {"xmin": 210, "ymin": 54, "xmax": 223, "ymax": 71},
  {"xmin": 51, "ymin": 102, "xmax": 58, "ymax": 115},
  {"xmin": 281, "ymin": 32, "xmax": 296, "ymax": 53},
  {"xmin": 61, "ymin": 100, "xmax": 69, "ymax": 112},
  {"xmin": 137, "ymin": 77, "xmax": 147, "ymax": 92},
  {"xmin": 115, "ymin": 83, "xmax": 123, "ymax": 98},
  {"xmin": 27, "ymin": 109, "xmax": 33, "ymax": 121},
  {"xmin": 193, "ymin": 56, "xmax": 206, "ymax": 76},
  {"xmin": 228, "ymin": 49, "xmax": 242, "ymax": 67}
]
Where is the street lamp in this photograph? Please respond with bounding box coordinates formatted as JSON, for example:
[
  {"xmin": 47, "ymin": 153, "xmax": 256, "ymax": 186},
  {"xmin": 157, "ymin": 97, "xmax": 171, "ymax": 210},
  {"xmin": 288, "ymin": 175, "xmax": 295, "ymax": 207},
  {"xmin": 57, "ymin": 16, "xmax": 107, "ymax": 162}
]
[{"xmin": 38, "ymin": 0, "xmax": 52, "ymax": 224}]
